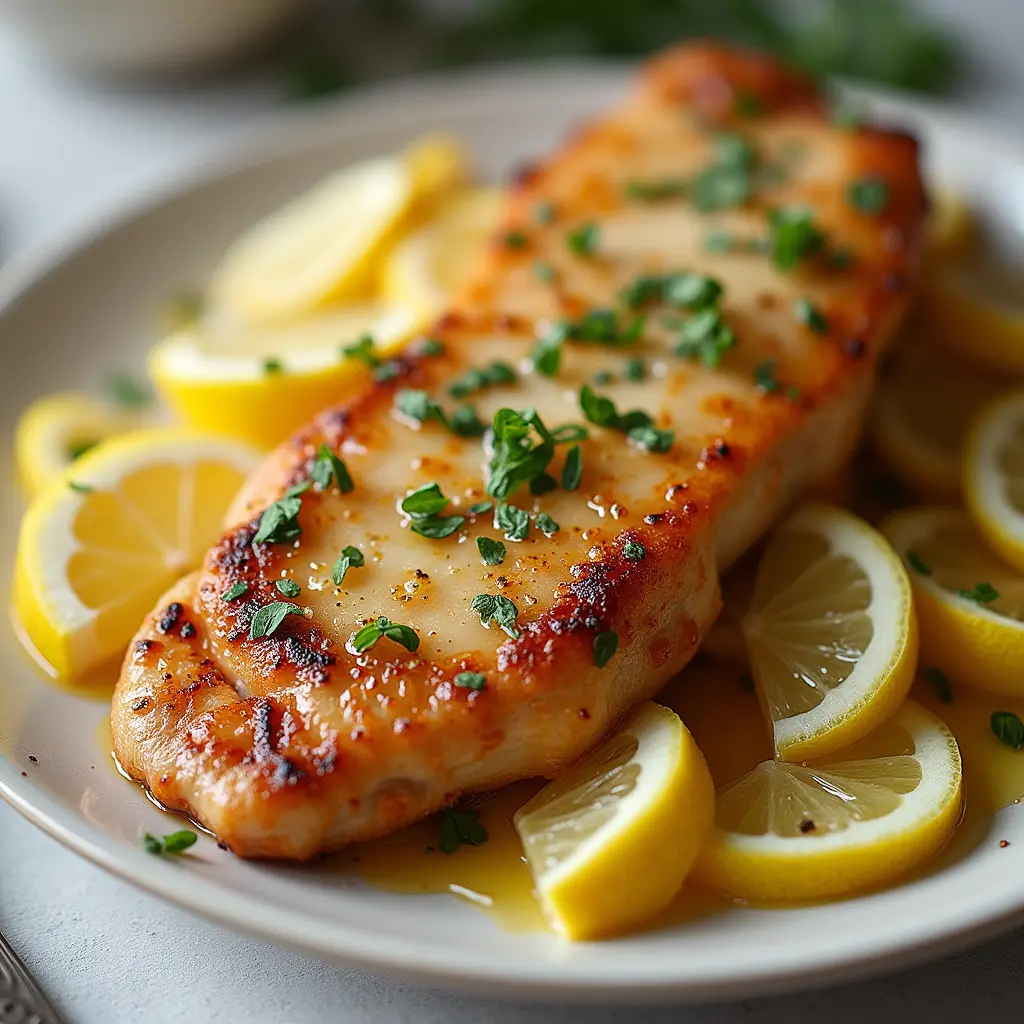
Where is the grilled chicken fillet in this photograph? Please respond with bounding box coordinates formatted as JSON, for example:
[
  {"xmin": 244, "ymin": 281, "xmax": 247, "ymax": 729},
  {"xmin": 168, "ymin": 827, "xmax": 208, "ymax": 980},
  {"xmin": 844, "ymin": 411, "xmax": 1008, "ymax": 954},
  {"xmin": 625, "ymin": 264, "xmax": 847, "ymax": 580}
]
[{"xmin": 113, "ymin": 44, "xmax": 927, "ymax": 858}]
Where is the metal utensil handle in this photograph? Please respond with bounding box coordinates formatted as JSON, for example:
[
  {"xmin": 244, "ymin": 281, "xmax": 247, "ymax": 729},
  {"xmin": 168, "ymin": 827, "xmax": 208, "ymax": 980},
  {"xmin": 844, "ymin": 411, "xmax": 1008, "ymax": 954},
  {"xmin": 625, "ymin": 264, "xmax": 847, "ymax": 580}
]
[{"xmin": 0, "ymin": 930, "xmax": 65, "ymax": 1024}]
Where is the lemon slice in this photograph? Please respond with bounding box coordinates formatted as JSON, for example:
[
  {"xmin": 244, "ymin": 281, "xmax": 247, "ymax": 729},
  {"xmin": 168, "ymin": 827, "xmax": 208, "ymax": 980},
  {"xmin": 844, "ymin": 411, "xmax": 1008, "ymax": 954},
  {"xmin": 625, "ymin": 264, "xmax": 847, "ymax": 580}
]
[
  {"xmin": 148, "ymin": 304, "xmax": 416, "ymax": 448},
  {"xmin": 692, "ymin": 700, "xmax": 962, "ymax": 903},
  {"xmin": 14, "ymin": 428, "xmax": 259, "ymax": 679},
  {"xmin": 742, "ymin": 504, "xmax": 918, "ymax": 762},
  {"xmin": 513, "ymin": 702, "xmax": 714, "ymax": 940},
  {"xmin": 211, "ymin": 136, "xmax": 469, "ymax": 324},
  {"xmin": 964, "ymin": 390, "xmax": 1024, "ymax": 572},
  {"xmin": 870, "ymin": 343, "xmax": 999, "ymax": 501},
  {"xmin": 380, "ymin": 187, "xmax": 504, "ymax": 324},
  {"xmin": 920, "ymin": 258, "xmax": 1024, "ymax": 375},
  {"xmin": 15, "ymin": 391, "xmax": 155, "ymax": 497},
  {"xmin": 883, "ymin": 506, "xmax": 1024, "ymax": 697}
]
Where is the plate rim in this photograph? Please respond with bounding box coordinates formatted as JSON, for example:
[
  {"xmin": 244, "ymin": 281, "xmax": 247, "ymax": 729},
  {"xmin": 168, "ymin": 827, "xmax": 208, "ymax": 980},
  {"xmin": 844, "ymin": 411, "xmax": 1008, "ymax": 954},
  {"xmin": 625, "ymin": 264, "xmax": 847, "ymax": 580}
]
[{"xmin": 3, "ymin": 62, "xmax": 1024, "ymax": 1003}]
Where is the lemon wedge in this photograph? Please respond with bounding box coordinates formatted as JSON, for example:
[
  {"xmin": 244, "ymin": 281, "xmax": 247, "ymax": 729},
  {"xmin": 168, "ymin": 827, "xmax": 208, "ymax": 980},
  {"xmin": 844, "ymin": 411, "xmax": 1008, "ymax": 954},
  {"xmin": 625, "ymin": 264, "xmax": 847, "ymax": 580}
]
[
  {"xmin": 883, "ymin": 506, "xmax": 1024, "ymax": 697},
  {"xmin": 920, "ymin": 258, "xmax": 1024, "ymax": 375},
  {"xmin": 742, "ymin": 504, "xmax": 918, "ymax": 762},
  {"xmin": 148, "ymin": 304, "xmax": 417, "ymax": 448},
  {"xmin": 14, "ymin": 429, "xmax": 259, "ymax": 679},
  {"xmin": 513, "ymin": 702, "xmax": 714, "ymax": 940},
  {"xmin": 692, "ymin": 700, "xmax": 962, "ymax": 903},
  {"xmin": 964, "ymin": 389, "xmax": 1024, "ymax": 572},
  {"xmin": 210, "ymin": 136, "xmax": 469, "ymax": 324},
  {"xmin": 380, "ymin": 187, "xmax": 504, "ymax": 325},
  {"xmin": 870, "ymin": 342, "xmax": 999, "ymax": 501},
  {"xmin": 15, "ymin": 391, "xmax": 155, "ymax": 497}
]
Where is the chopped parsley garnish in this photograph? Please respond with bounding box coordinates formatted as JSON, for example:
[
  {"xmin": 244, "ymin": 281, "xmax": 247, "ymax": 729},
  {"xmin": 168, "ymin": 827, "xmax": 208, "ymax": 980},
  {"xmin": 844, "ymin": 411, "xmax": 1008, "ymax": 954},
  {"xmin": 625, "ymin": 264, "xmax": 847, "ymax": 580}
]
[
  {"xmin": 536, "ymin": 512, "xmax": 560, "ymax": 536},
  {"xmin": 504, "ymin": 229, "xmax": 529, "ymax": 249},
  {"xmin": 593, "ymin": 370, "xmax": 614, "ymax": 386},
  {"xmin": 486, "ymin": 407, "xmax": 562, "ymax": 499},
  {"xmin": 536, "ymin": 310, "xmax": 645, "ymax": 371},
  {"xmin": 624, "ymin": 358, "xmax": 645, "ymax": 381},
  {"xmin": 579, "ymin": 385, "xmax": 653, "ymax": 434},
  {"xmin": 470, "ymin": 593, "xmax": 521, "ymax": 638},
  {"xmin": 495, "ymin": 502, "xmax": 530, "ymax": 541},
  {"xmin": 477, "ymin": 536, "xmax": 507, "ymax": 565},
  {"xmin": 401, "ymin": 483, "xmax": 464, "ymax": 539},
  {"xmin": 395, "ymin": 388, "xmax": 446, "ymax": 425},
  {"xmin": 794, "ymin": 298, "xmax": 829, "ymax": 334},
  {"xmin": 372, "ymin": 360, "xmax": 402, "ymax": 383},
  {"xmin": 253, "ymin": 495, "xmax": 302, "ymax": 545},
  {"xmin": 674, "ymin": 308, "xmax": 736, "ymax": 369},
  {"xmin": 274, "ymin": 579, "xmax": 301, "ymax": 598},
  {"xmin": 448, "ymin": 361, "xmax": 517, "ymax": 399},
  {"xmin": 704, "ymin": 230, "xmax": 736, "ymax": 253},
  {"xmin": 248, "ymin": 601, "xmax": 303, "ymax": 640},
  {"xmin": 531, "ymin": 332, "xmax": 562, "ymax": 377},
  {"xmin": 692, "ymin": 164, "xmax": 752, "ymax": 212},
  {"xmin": 341, "ymin": 333, "xmax": 379, "ymax": 367},
  {"xmin": 991, "ymin": 711, "xmax": 1024, "ymax": 750},
  {"xmin": 534, "ymin": 260, "xmax": 557, "ymax": 284},
  {"xmin": 625, "ymin": 178, "xmax": 688, "ymax": 201},
  {"xmin": 450, "ymin": 405, "xmax": 487, "ymax": 437},
  {"xmin": 68, "ymin": 480, "xmax": 94, "ymax": 494},
  {"xmin": 629, "ymin": 425, "xmax": 675, "ymax": 454},
  {"xmin": 311, "ymin": 443, "xmax": 355, "ymax": 493},
  {"xmin": 924, "ymin": 667, "xmax": 952, "ymax": 704},
  {"xmin": 418, "ymin": 338, "xmax": 445, "ymax": 357},
  {"xmin": 454, "ymin": 671, "xmax": 487, "ymax": 692},
  {"xmin": 768, "ymin": 207, "xmax": 826, "ymax": 270},
  {"xmin": 623, "ymin": 540, "xmax": 645, "ymax": 561},
  {"xmin": 221, "ymin": 582, "xmax": 249, "ymax": 602},
  {"xmin": 593, "ymin": 630, "xmax": 619, "ymax": 668},
  {"xmin": 906, "ymin": 551, "xmax": 932, "ymax": 576},
  {"xmin": 957, "ymin": 582, "xmax": 999, "ymax": 604},
  {"xmin": 621, "ymin": 271, "xmax": 722, "ymax": 311},
  {"xmin": 262, "ymin": 358, "xmax": 284, "ymax": 375},
  {"xmin": 331, "ymin": 545, "xmax": 365, "ymax": 586},
  {"xmin": 438, "ymin": 806, "xmax": 488, "ymax": 854},
  {"xmin": 753, "ymin": 361, "xmax": 783, "ymax": 394},
  {"xmin": 566, "ymin": 221, "xmax": 599, "ymax": 256},
  {"xmin": 533, "ymin": 200, "xmax": 557, "ymax": 224},
  {"xmin": 530, "ymin": 472, "xmax": 557, "ymax": 495},
  {"xmin": 562, "ymin": 444, "xmax": 583, "ymax": 491},
  {"xmin": 141, "ymin": 829, "xmax": 198, "ymax": 856},
  {"xmin": 285, "ymin": 480, "xmax": 311, "ymax": 498},
  {"xmin": 848, "ymin": 176, "xmax": 889, "ymax": 215},
  {"xmin": 468, "ymin": 501, "xmax": 493, "ymax": 515},
  {"xmin": 352, "ymin": 616, "xmax": 420, "ymax": 653}
]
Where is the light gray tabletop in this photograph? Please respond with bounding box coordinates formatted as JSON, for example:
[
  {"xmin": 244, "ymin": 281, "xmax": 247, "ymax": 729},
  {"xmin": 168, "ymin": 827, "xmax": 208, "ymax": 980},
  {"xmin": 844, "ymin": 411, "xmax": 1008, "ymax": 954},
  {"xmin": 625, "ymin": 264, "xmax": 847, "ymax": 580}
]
[{"xmin": 4, "ymin": 3, "xmax": 1024, "ymax": 1020}]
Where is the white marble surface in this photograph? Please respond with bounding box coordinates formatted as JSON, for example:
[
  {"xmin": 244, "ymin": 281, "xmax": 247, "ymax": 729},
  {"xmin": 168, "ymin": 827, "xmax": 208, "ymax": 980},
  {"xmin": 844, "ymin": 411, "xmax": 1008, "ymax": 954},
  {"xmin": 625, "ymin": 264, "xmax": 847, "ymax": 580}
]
[{"xmin": 5, "ymin": 3, "xmax": 1024, "ymax": 1020}]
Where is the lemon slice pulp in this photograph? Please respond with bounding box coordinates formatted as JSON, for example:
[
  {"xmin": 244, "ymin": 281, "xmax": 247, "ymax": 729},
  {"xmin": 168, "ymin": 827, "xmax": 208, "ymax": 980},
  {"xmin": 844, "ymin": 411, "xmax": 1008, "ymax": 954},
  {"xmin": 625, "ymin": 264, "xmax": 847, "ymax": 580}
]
[
  {"xmin": 513, "ymin": 702, "xmax": 714, "ymax": 940},
  {"xmin": 742, "ymin": 504, "xmax": 917, "ymax": 762},
  {"xmin": 14, "ymin": 429, "xmax": 259, "ymax": 678}
]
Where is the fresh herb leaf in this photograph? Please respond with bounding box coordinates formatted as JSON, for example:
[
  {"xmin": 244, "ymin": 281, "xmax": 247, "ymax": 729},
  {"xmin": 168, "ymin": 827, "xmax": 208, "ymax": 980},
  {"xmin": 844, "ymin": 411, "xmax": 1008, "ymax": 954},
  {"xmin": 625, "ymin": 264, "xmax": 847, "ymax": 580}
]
[
  {"xmin": 418, "ymin": 337, "xmax": 445, "ymax": 357},
  {"xmin": 285, "ymin": 480, "xmax": 311, "ymax": 498},
  {"xmin": 449, "ymin": 405, "xmax": 487, "ymax": 438},
  {"xmin": 768, "ymin": 207, "xmax": 825, "ymax": 270},
  {"xmin": 262, "ymin": 358, "xmax": 284, "ymax": 375},
  {"xmin": 924, "ymin": 666, "xmax": 952, "ymax": 703},
  {"xmin": 578, "ymin": 385, "xmax": 653, "ymax": 434},
  {"xmin": 704, "ymin": 230, "xmax": 736, "ymax": 253},
  {"xmin": 623, "ymin": 540, "xmax": 645, "ymax": 560},
  {"xmin": 454, "ymin": 671, "xmax": 487, "ymax": 691},
  {"xmin": 372, "ymin": 360, "xmax": 402, "ymax": 383},
  {"xmin": 991, "ymin": 710, "xmax": 1024, "ymax": 750},
  {"xmin": 142, "ymin": 829, "xmax": 198, "ymax": 856},
  {"xmin": 530, "ymin": 471, "xmax": 558, "ymax": 495},
  {"xmin": 401, "ymin": 483, "xmax": 465, "ymax": 539},
  {"xmin": 395, "ymin": 389, "xmax": 447, "ymax": 426},
  {"xmin": 550, "ymin": 424, "xmax": 588, "ymax": 443},
  {"xmin": 248, "ymin": 601, "xmax": 303, "ymax": 640},
  {"xmin": 621, "ymin": 271, "xmax": 722, "ymax": 312},
  {"xmin": 692, "ymin": 164, "xmax": 751, "ymax": 212},
  {"xmin": 253, "ymin": 496, "xmax": 302, "ymax": 545},
  {"xmin": 504, "ymin": 229, "xmax": 529, "ymax": 249},
  {"xmin": 753, "ymin": 361, "xmax": 783, "ymax": 394},
  {"xmin": 448, "ymin": 361, "xmax": 518, "ymax": 399},
  {"xmin": 352, "ymin": 616, "xmax": 419, "ymax": 654},
  {"xmin": 486, "ymin": 407, "xmax": 558, "ymax": 499},
  {"xmin": 331, "ymin": 545, "xmax": 365, "ymax": 586},
  {"xmin": 341, "ymin": 333, "xmax": 380, "ymax": 367},
  {"xmin": 274, "ymin": 579, "xmax": 301, "ymax": 598},
  {"xmin": 562, "ymin": 444, "xmax": 583, "ymax": 491},
  {"xmin": 536, "ymin": 512, "xmax": 560, "ymax": 536},
  {"xmin": 311, "ymin": 444, "xmax": 355, "ymax": 493},
  {"xmin": 848, "ymin": 176, "xmax": 889, "ymax": 215},
  {"xmin": 794, "ymin": 298, "xmax": 828, "ymax": 333},
  {"xmin": 468, "ymin": 501, "xmax": 493, "ymax": 515},
  {"xmin": 593, "ymin": 630, "xmax": 619, "ymax": 668},
  {"xmin": 629, "ymin": 425, "xmax": 674, "ymax": 453},
  {"xmin": 477, "ymin": 536, "xmax": 507, "ymax": 565},
  {"xmin": 624, "ymin": 357, "xmax": 645, "ymax": 381},
  {"xmin": 674, "ymin": 308, "xmax": 736, "ymax": 368},
  {"xmin": 221, "ymin": 582, "xmax": 249, "ymax": 602},
  {"xmin": 592, "ymin": 370, "xmax": 615, "ymax": 386},
  {"xmin": 438, "ymin": 806, "xmax": 488, "ymax": 854},
  {"xmin": 566, "ymin": 221, "xmax": 599, "ymax": 256},
  {"xmin": 531, "ymin": 332, "xmax": 562, "ymax": 377},
  {"xmin": 957, "ymin": 582, "xmax": 999, "ymax": 604},
  {"xmin": 906, "ymin": 551, "xmax": 932, "ymax": 576},
  {"xmin": 495, "ymin": 502, "xmax": 530, "ymax": 541},
  {"xmin": 470, "ymin": 593, "xmax": 521, "ymax": 638}
]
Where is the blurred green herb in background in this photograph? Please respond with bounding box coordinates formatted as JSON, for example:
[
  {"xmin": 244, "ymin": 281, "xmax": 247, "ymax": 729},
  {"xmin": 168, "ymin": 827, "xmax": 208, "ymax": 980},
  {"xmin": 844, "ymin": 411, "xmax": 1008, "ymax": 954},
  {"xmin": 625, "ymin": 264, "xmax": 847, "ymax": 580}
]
[{"xmin": 287, "ymin": 0, "xmax": 958, "ymax": 102}]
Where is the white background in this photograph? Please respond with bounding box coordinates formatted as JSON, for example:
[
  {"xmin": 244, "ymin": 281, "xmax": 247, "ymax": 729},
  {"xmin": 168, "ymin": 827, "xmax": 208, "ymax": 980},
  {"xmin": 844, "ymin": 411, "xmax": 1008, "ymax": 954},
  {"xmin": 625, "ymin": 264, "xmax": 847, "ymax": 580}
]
[{"xmin": 4, "ymin": 2, "xmax": 1024, "ymax": 1020}]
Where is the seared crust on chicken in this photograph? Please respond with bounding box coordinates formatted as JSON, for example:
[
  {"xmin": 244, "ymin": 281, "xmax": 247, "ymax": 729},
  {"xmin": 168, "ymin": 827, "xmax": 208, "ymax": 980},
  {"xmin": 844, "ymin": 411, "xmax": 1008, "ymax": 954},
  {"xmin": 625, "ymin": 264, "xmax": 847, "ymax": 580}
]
[{"xmin": 112, "ymin": 43, "xmax": 927, "ymax": 858}]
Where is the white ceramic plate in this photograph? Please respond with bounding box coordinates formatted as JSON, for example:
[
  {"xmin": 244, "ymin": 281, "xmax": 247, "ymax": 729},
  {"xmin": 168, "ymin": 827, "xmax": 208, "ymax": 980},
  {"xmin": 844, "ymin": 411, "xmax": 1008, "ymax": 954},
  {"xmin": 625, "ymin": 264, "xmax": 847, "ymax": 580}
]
[{"xmin": 2, "ymin": 65, "xmax": 1024, "ymax": 1004}]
